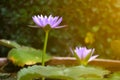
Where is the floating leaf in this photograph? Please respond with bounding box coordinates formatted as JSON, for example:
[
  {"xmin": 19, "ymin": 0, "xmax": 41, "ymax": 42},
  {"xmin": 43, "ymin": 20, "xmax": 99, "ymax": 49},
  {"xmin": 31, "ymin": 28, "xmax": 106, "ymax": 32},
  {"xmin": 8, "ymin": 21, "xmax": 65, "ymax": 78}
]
[
  {"xmin": 65, "ymin": 66, "xmax": 109, "ymax": 79},
  {"xmin": 17, "ymin": 65, "xmax": 71, "ymax": 80},
  {"xmin": 8, "ymin": 47, "xmax": 51, "ymax": 66},
  {"xmin": 0, "ymin": 39, "xmax": 21, "ymax": 48},
  {"xmin": 109, "ymin": 71, "xmax": 120, "ymax": 80},
  {"xmin": 17, "ymin": 65, "xmax": 110, "ymax": 80}
]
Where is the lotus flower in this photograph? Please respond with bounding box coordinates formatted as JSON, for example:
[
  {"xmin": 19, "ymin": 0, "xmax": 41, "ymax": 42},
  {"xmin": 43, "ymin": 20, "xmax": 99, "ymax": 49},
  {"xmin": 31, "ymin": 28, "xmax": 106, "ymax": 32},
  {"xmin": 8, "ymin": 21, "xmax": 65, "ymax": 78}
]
[
  {"xmin": 71, "ymin": 47, "xmax": 98, "ymax": 65},
  {"xmin": 32, "ymin": 15, "xmax": 65, "ymax": 29}
]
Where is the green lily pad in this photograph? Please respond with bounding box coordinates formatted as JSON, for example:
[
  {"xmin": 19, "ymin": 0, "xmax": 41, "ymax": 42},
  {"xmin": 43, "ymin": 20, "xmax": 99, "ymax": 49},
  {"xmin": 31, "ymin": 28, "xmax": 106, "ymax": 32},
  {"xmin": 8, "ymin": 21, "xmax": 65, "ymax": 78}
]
[
  {"xmin": 65, "ymin": 66, "xmax": 109, "ymax": 79},
  {"xmin": 0, "ymin": 39, "xmax": 21, "ymax": 48},
  {"xmin": 8, "ymin": 47, "xmax": 51, "ymax": 66},
  {"xmin": 17, "ymin": 65, "xmax": 72, "ymax": 80},
  {"xmin": 109, "ymin": 71, "xmax": 120, "ymax": 80},
  {"xmin": 17, "ymin": 65, "xmax": 110, "ymax": 80}
]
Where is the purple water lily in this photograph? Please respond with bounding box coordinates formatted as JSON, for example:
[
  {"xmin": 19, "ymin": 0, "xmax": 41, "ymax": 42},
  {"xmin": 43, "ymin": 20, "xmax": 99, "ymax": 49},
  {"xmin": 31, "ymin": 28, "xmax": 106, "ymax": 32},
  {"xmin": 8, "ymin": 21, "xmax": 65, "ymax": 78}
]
[
  {"xmin": 32, "ymin": 14, "xmax": 65, "ymax": 68},
  {"xmin": 32, "ymin": 15, "xmax": 65, "ymax": 29},
  {"xmin": 71, "ymin": 47, "xmax": 98, "ymax": 65}
]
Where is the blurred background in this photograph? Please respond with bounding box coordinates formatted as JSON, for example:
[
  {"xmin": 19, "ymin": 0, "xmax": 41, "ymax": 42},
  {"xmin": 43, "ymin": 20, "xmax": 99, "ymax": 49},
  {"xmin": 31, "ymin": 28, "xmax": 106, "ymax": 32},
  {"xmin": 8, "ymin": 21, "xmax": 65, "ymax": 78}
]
[{"xmin": 0, "ymin": 0, "xmax": 120, "ymax": 59}]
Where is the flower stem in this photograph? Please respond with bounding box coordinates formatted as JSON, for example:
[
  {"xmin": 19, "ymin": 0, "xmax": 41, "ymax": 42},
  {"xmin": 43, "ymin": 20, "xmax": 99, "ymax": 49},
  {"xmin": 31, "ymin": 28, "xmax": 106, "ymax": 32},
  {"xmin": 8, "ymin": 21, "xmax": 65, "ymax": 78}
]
[
  {"xmin": 42, "ymin": 30, "xmax": 49, "ymax": 66},
  {"xmin": 42, "ymin": 30, "xmax": 49, "ymax": 80}
]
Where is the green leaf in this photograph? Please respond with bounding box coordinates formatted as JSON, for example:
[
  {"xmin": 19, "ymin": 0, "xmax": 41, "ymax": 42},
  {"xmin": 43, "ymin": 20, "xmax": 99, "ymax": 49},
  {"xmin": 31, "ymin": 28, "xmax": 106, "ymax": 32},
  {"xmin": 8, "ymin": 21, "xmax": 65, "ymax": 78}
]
[
  {"xmin": 76, "ymin": 77, "xmax": 108, "ymax": 80},
  {"xmin": 8, "ymin": 47, "xmax": 51, "ymax": 66},
  {"xmin": 17, "ymin": 65, "xmax": 71, "ymax": 80},
  {"xmin": 17, "ymin": 65, "xmax": 110, "ymax": 80},
  {"xmin": 0, "ymin": 39, "xmax": 21, "ymax": 48},
  {"xmin": 109, "ymin": 71, "xmax": 120, "ymax": 80},
  {"xmin": 82, "ymin": 51, "xmax": 93, "ymax": 65},
  {"xmin": 66, "ymin": 66, "xmax": 109, "ymax": 79}
]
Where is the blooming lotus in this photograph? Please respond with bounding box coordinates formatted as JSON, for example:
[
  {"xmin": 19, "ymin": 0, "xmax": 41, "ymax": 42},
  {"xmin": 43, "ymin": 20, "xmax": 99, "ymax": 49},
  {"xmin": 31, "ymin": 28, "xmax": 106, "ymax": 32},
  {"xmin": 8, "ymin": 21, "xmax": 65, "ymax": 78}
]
[
  {"xmin": 32, "ymin": 14, "xmax": 65, "ymax": 69},
  {"xmin": 32, "ymin": 15, "xmax": 65, "ymax": 30},
  {"xmin": 71, "ymin": 47, "xmax": 98, "ymax": 65}
]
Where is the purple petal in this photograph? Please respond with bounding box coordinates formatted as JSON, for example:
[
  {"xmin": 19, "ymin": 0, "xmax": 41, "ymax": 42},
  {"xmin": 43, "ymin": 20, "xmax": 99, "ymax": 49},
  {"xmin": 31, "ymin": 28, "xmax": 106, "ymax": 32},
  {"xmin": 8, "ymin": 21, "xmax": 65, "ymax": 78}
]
[
  {"xmin": 53, "ymin": 25, "xmax": 66, "ymax": 29},
  {"xmin": 32, "ymin": 15, "xmax": 65, "ymax": 29},
  {"xmin": 48, "ymin": 15, "xmax": 53, "ymax": 22},
  {"xmin": 88, "ymin": 55, "xmax": 99, "ymax": 62},
  {"xmin": 32, "ymin": 16, "xmax": 43, "ymax": 27},
  {"xmin": 70, "ymin": 48, "xmax": 74, "ymax": 55},
  {"xmin": 82, "ymin": 49, "xmax": 91, "ymax": 58},
  {"xmin": 78, "ymin": 47, "xmax": 87, "ymax": 59},
  {"xmin": 50, "ymin": 17, "xmax": 59, "ymax": 26},
  {"xmin": 40, "ymin": 15, "xmax": 44, "ymax": 20},
  {"xmin": 48, "ymin": 16, "xmax": 54, "ymax": 25},
  {"xmin": 79, "ymin": 47, "xmax": 85, "ymax": 59},
  {"xmin": 52, "ymin": 17, "xmax": 62, "ymax": 28},
  {"xmin": 75, "ymin": 47, "xmax": 83, "ymax": 59},
  {"xmin": 42, "ymin": 15, "xmax": 48, "ymax": 26},
  {"xmin": 38, "ymin": 15, "xmax": 41, "ymax": 18},
  {"xmin": 37, "ymin": 15, "xmax": 44, "ymax": 27}
]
